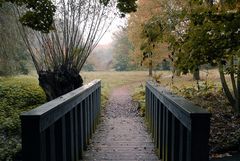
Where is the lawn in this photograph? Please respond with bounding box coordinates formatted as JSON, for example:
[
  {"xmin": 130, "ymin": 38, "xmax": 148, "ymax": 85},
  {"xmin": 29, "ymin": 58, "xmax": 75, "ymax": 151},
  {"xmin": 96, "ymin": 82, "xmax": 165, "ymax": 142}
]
[{"xmin": 81, "ymin": 71, "xmax": 150, "ymax": 93}]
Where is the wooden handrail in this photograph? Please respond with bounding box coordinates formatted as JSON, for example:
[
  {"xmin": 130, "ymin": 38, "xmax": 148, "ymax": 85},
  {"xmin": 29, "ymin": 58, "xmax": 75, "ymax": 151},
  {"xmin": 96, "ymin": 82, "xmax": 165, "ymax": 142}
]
[
  {"xmin": 146, "ymin": 81, "xmax": 211, "ymax": 161},
  {"xmin": 21, "ymin": 80, "xmax": 101, "ymax": 161}
]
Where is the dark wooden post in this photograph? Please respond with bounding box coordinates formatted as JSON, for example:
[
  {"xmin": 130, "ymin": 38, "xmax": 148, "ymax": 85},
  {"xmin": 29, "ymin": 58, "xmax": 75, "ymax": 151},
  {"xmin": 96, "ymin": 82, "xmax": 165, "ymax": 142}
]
[
  {"xmin": 21, "ymin": 117, "xmax": 43, "ymax": 161},
  {"xmin": 190, "ymin": 115, "xmax": 211, "ymax": 161}
]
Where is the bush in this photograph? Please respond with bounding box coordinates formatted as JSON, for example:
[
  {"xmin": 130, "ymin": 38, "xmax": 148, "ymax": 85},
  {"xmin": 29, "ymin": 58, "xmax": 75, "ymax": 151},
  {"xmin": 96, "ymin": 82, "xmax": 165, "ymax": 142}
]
[
  {"xmin": 132, "ymin": 84, "xmax": 145, "ymax": 117},
  {"xmin": 173, "ymin": 82, "xmax": 240, "ymax": 155},
  {"xmin": 0, "ymin": 76, "xmax": 46, "ymax": 161}
]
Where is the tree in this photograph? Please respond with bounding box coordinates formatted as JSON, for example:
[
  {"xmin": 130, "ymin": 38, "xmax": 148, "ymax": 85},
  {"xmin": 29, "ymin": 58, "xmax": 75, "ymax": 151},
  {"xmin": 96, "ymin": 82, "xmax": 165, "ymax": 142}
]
[
  {"xmin": 0, "ymin": 3, "xmax": 30, "ymax": 76},
  {"xmin": 19, "ymin": 0, "xmax": 137, "ymax": 101},
  {"xmin": 112, "ymin": 27, "xmax": 137, "ymax": 71},
  {"xmin": 128, "ymin": 0, "xmax": 170, "ymax": 76},
  {"xmin": 82, "ymin": 62, "xmax": 95, "ymax": 71},
  {"xmin": 140, "ymin": 16, "xmax": 164, "ymax": 76},
  {"xmin": 172, "ymin": 1, "xmax": 240, "ymax": 113},
  {"xmin": 0, "ymin": 0, "xmax": 55, "ymax": 33}
]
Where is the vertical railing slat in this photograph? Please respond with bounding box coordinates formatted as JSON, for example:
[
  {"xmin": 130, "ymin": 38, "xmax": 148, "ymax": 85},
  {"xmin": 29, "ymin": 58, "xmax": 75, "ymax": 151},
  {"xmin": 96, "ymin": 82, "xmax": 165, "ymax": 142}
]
[
  {"xmin": 179, "ymin": 123, "xmax": 184, "ymax": 161},
  {"xmin": 21, "ymin": 118, "xmax": 40, "ymax": 161},
  {"xmin": 86, "ymin": 96, "xmax": 90, "ymax": 145},
  {"xmin": 156, "ymin": 100, "xmax": 160, "ymax": 151},
  {"xmin": 191, "ymin": 116, "xmax": 211, "ymax": 161},
  {"xmin": 158, "ymin": 102, "xmax": 163, "ymax": 159},
  {"xmin": 74, "ymin": 107, "xmax": 79, "ymax": 161},
  {"xmin": 152, "ymin": 95, "xmax": 156, "ymax": 142},
  {"xmin": 49, "ymin": 124, "xmax": 56, "ymax": 161},
  {"xmin": 171, "ymin": 116, "xmax": 180, "ymax": 161},
  {"xmin": 65, "ymin": 111, "xmax": 74, "ymax": 161},
  {"xmin": 82, "ymin": 100, "xmax": 87, "ymax": 150},
  {"xmin": 93, "ymin": 91, "xmax": 96, "ymax": 132},
  {"xmin": 55, "ymin": 118, "xmax": 63, "ymax": 161},
  {"xmin": 78, "ymin": 103, "xmax": 83, "ymax": 158},
  {"xmin": 61, "ymin": 116, "xmax": 67, "ymax": 161},
  {"xmin": 154, "ymin": 96, "xmax": 157, "ymax": 145},
  {"xmin": 151, "ymin": 93, "xmax": 154, "ymax": 135},
  {"xmin": 161, "ymin": 105, "xmax": 166, "ymax": 161},
  {"xmin": 166, "ymin": 109, "xmax": 172, "ymax": 161}
]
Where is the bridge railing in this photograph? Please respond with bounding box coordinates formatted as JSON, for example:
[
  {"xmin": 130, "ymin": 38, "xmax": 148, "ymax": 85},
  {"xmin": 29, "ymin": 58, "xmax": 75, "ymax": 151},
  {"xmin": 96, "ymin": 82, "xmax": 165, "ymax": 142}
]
[
  {"xmin": 20, "ymin": 80, "xmax": 101, "ymax": 161},
  {"xmin": 146, "ymin": 81, "xmax": 211, "ymax": 161}
]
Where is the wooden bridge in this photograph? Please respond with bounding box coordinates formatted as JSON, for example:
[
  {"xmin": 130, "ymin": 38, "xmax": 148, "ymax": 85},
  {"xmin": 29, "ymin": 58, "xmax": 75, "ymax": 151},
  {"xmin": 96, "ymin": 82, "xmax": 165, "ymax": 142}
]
[{"xmin": 20, "ymin": 80, "xmax": 211, "ymax": 161}]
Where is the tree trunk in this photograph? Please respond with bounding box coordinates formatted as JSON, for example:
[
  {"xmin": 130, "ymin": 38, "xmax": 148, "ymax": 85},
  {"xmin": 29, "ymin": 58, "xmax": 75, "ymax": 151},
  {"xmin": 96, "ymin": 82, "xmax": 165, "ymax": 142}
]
[
  {"xmin": 38, "ymin": 66, "xmax": 83, "ymax": 101},
  {"xmin": 175, "ymin": 70, "xmax": 181, "ymax": 76},
  {"xmin": 236, "ymin": 58, "xmax": 240, "ymax": 113},
  {"xmin": 193, "ymin": 68, "xmax": 200, "ymax": 81},
  {"xmin": 236, "ymin": 73, "xmax": 240, "ymax": 113},
  {"xmin": 149, "ymin": 60, "xmax": 153, "ymax": 77},
  {"xmin": 218, "ymin": 63, "xmax": 235, "ymax": 108}
]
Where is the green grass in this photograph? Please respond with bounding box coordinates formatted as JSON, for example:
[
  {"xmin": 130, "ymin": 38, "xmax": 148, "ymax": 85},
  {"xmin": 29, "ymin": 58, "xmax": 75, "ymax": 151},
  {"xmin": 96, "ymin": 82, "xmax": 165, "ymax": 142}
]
[
  {"xmin": 81, "ymin": 71, "xmax": 150, "ymax": 93},
  {"xmin": 81, "ymin": 71, "xmax": 150, "ymax": 107}
]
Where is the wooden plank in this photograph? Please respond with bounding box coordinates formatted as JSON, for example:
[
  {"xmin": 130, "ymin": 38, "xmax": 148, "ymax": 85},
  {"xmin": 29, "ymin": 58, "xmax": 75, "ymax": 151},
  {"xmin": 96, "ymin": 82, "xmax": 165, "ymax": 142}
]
[
  {"xmin": 74, "ymin": 107, "xmax": 79, "ymax": 161},
  {"xmin": 41, "ymin": 130, "xmax": 47, "ymax": 161},
  {"xmin": 171, "ymin": 116, "xmax": 179, "ymax": 161},
  {"xmin": 55, "ymin": 118, "xmax": 64, "ymax": 161},
  {"xmin": 93, "ymin": 91, "xmax": 96, "ymax": 132},
  {"xmin": 86, "ymin": 96, "xmax": 90, "ymax": 145},
  {"xmin": 78, "ymin": 103, "xmax": 83, "ymax": 159},
  {"xmin": 65, "ymin": 111, "xmax": 74, "ymax": 161},
  {"xmin": 158, "ymin": 102, "xmax": 163, "ymax": 159},
  {"xmin": 179, "ymin": 124, "xmax": 184, "ymax": 161},
  {"xmin": 61, "ymin": 117, "xmax": 67, "ymax": 161},
  {"xmin": 49, "ymin": 124, "xmax": 56, "ymax": 161},
  {"xmin": 191, "ymin": 116, "xmax": 211, "ymax": 161},
  {"xmin": 151, "ymin": 93, "xmax": 154, "ymax": 135},
  {"xmin": 161, "ymin": 105, "xmax": 166, "ymax": 161},
  {"xmin": 82, "ymin": 100, "xmax": 87, "ymax": 150},
  {"xmin": 96, "ymin": 88, "xmax": 100, "ymax": 125},
  {"xmin": 153, "ymin": 94, "xmax": 156, "ymax": 141},
  {"xmin": 145, "ymin": 87, "xmax": 149, "ymax": 121},
  {"xmin": 89, "ymin": 94, "xmax": 93, "ymax": 138},
  {"xmin": 166, "ymin": 109, "xmax": 172, "ymax": 161},
  {"xmin": 21, "ymin": 117, "xmax": 43, "ymax": 161},
  {"xmin": 186, "ymin": 130, "xmax": 191, "ymax": 161},
  {"xmin": 156, "ymin": 100, "xmax": 160, "ymax": 150}
]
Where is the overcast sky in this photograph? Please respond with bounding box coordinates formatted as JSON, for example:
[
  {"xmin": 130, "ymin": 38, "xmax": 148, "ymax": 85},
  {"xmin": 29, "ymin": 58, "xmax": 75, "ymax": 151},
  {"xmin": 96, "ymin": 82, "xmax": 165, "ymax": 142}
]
[{"xmin": 99, "ymin": 16, "xmax": 127, "ymax": 45}]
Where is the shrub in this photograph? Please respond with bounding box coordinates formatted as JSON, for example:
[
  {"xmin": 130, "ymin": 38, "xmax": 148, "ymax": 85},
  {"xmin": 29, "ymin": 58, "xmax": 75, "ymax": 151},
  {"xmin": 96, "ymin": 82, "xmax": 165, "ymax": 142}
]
[
  {"xmin": 0, "ymin": 76, "xmax": 46, "ymax": 161},
  {"xmin": 132, "ymin": 84, "xmax": 145, "ymax": 117}
]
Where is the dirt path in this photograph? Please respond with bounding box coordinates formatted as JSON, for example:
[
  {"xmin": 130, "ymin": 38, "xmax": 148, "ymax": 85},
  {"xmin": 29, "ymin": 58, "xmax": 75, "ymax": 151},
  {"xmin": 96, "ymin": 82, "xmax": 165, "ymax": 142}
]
[{"xmin": 82, "ymin": 85, "xmax": 159, "ymax": 160}]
